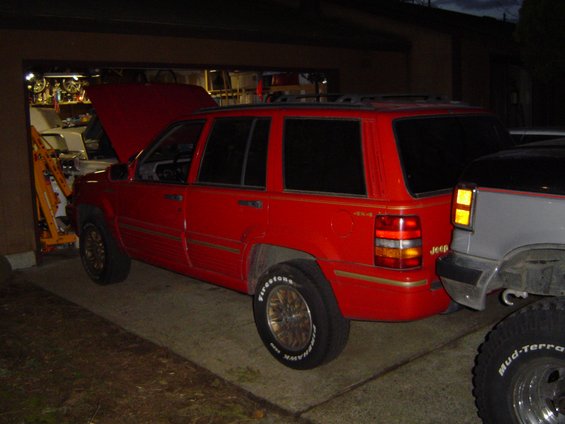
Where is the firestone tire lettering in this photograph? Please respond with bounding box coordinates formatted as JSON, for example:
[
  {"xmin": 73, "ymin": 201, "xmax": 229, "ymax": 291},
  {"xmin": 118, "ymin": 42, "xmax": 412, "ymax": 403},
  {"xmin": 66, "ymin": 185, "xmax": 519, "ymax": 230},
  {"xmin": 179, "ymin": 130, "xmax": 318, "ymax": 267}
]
[{"xmin": 253, "ymin": 259, "xmax": 350, "ymax": 370}]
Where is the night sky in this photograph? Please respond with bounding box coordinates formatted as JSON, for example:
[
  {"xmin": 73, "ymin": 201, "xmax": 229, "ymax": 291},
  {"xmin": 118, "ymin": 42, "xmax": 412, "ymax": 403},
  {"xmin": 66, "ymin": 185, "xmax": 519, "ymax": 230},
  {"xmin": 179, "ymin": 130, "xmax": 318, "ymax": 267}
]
[{"xmin": 432, "ymin": 0, "xmax": 522, "ymax": 21}]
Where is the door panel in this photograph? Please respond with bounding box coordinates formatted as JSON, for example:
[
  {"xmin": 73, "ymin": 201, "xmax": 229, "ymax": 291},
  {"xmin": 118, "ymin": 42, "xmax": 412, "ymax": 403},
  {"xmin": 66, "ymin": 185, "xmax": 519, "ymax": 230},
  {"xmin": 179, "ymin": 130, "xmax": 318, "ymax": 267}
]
[
  {"xmin": 186, "ymin": 117, "xmax": 270, "ymax": 283},
  {"xmin": 186, "ymin": 186, "xmax": 267, "ymax": 279},
  {"xmin": 117, "ymin": 182, "xmax": 189, "ymax": 271},
  {"xmin": 114, "ymin": 120, "xmax": 206, "ymax": 272}
]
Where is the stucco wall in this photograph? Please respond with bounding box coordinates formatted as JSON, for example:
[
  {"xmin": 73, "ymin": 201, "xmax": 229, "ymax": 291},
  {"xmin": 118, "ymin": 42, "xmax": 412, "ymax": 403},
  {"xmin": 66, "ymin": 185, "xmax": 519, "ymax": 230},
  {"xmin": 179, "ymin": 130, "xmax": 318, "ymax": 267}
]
[
  {"xmin": 0, "ymin": 29, "xmax": 408, "ymax": 259},
  {"xmin": 321, "ymin": 4, "xmax": 454, "ymax": 97},
  {"xmin": 0, "ymin": 56, "xmax": 35, "ymax": 261},
  {"xmin": 460, "ymin": 38, "xmax": 492, "ymax": 108}
]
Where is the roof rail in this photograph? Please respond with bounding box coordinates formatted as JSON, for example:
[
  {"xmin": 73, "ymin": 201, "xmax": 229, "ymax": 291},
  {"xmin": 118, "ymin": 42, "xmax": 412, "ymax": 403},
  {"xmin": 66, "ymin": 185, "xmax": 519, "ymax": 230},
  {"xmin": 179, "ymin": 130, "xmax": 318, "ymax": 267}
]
[
  {"xmin": 270, "ymin": 92, "xmax": 456, "ymax": 104},
  {"xmin": 269, "ymin": 93, "xmax": 341, "ymax": 103},
  {"xmin": 336, "ymin": 93, "xmax": 449, "ymax": 103}
]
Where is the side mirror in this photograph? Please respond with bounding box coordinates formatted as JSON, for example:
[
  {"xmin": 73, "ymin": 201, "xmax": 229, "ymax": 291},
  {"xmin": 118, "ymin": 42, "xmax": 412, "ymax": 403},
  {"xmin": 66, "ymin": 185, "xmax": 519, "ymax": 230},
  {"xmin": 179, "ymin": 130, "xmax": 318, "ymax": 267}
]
[{"xmin": 109, "ymin": 163, "xmax": 129, "ymax": 181}]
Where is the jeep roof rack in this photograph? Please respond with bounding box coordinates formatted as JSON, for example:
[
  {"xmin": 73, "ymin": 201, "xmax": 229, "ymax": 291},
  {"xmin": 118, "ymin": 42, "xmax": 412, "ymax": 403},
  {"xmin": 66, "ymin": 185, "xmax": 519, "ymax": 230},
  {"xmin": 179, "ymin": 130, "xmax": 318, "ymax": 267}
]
[{"xmin": 270, "ymin": 93, "xmax": 456, "ymax": 104}]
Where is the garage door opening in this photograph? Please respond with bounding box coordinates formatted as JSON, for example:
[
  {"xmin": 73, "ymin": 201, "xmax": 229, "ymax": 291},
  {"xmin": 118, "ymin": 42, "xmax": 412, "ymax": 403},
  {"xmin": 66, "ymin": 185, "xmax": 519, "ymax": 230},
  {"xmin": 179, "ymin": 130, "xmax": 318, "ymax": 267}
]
[{"xmin": 27, "ymin": 66, "xmax": 331, "ymax": 108}]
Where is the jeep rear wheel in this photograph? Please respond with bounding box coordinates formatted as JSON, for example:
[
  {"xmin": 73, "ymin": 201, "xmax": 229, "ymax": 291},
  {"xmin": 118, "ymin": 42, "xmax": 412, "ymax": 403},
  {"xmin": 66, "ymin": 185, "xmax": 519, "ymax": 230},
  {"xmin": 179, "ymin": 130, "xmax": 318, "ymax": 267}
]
[
  {"xmin": 253, "ymin": 260, "xmax": 350, "ymax": 370},
  {"xmin": 474, "ymin": 297, "xmax": 565, "ymax": 424},
  {"xmin": 80, "ymin": 219, "xmax": 131, "ymax": 285}
]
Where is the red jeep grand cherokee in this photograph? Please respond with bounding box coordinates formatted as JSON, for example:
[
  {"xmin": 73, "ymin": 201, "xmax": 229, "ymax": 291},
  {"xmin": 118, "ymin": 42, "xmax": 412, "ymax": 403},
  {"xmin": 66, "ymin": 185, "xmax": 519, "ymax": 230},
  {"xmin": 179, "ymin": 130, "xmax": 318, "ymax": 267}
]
[{"xmin": 67, "ymin": 83, "xmax": 513, "ymax": 369}]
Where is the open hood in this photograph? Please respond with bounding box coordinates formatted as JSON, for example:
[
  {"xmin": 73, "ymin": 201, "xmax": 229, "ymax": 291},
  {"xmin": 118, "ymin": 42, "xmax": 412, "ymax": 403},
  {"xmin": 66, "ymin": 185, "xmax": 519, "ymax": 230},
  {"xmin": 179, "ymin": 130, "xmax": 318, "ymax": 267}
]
[{"xmin": 87, "ymin": 83, "xmax": 216, "ymax": 162}]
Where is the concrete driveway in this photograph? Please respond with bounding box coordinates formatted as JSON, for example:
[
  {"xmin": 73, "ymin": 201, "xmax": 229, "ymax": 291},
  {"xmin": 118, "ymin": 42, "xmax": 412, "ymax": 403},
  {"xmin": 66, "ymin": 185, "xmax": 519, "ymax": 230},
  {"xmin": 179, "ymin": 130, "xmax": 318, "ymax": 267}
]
[{"xmin": 21, "ymin": 253, "xmax": 527, "ymax": 423}]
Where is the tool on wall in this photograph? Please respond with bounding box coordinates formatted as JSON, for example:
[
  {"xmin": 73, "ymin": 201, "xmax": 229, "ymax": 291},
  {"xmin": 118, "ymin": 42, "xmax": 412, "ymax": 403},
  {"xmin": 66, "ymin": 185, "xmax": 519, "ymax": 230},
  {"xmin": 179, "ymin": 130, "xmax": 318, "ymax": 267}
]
[{"xmin": 31, "ymin": 126, "xmax": 76, "ymax": 252}]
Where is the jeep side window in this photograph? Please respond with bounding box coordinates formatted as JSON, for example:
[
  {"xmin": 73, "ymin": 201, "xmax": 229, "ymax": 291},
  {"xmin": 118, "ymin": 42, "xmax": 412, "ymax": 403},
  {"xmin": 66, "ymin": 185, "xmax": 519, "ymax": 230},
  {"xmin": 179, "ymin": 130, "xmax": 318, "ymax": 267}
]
[
  {"xmin": 283, "ymin": 118, "xmax": 366, "ymax": 196},
  {"xmin": 136, "ymin": 121, "xmax": 205, "ymax": 184},
  {"xmin": 198, "ymin": 118, "xmax": 270, "ymax": 188}
]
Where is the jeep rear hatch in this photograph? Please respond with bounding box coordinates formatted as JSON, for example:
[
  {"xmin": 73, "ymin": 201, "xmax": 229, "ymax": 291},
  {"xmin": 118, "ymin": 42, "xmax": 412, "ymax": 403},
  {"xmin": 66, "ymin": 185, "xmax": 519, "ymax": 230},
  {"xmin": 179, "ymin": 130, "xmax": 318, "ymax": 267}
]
[{"xmin": 87, "ymin": 83, "xmax": 216, "ymax": 162}]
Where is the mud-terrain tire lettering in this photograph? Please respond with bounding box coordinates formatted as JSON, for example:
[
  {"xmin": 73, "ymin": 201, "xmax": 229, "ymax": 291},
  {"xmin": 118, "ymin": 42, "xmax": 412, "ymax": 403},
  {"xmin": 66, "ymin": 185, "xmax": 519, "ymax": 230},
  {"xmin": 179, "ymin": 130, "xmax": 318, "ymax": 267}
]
[{"xmin": 474, "ymin": 297, "xmax": 565, "ymax": 424}]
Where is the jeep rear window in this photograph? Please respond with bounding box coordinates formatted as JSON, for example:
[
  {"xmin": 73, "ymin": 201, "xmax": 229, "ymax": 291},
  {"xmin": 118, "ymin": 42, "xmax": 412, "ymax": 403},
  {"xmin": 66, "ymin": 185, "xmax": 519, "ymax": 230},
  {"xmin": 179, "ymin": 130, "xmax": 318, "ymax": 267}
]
[
  {"xmin": 283, "ymin": 118, "xmax": 366, "ymax": 196},
  {"xmin": 198, "ymin": 118, "xmax": 270, "ymax": 188},
  {"xmin": 394, "ymin": 115, "xmax": 513, "ymax": 196}
]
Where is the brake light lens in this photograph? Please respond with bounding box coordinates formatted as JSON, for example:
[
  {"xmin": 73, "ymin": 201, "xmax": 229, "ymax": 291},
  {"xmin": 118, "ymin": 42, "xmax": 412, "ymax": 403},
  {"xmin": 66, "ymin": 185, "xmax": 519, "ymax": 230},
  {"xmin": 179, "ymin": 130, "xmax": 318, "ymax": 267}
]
[
  {"xmin": 452, "ymin": 185, "xmax": 476, "ymax": 229},
  {"xmin": 374, "ymin": 215, "xmax": 422, "ymax": 269}
]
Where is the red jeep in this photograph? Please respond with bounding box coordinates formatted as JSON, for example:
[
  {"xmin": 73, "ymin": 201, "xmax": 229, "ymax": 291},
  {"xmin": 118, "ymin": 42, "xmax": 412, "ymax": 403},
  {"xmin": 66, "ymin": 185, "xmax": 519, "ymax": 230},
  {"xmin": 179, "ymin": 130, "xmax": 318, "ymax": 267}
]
[{"xmin": 67, "ymin": 84, "xmax": 513, "ymax": 369}]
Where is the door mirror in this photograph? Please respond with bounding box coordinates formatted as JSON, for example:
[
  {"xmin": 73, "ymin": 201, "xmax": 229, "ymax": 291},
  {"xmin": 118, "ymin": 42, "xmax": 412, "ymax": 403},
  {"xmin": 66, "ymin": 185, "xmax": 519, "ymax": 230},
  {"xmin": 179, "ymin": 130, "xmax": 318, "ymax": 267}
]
[{"xmin": 109, "ymin": 163, "xmax": 129, "ymax": 181}]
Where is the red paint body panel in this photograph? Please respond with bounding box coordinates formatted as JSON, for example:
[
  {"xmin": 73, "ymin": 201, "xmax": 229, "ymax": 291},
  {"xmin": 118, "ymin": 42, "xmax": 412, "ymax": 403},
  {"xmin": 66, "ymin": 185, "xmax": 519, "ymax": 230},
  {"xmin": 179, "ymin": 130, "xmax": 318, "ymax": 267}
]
[
  {"xmin": 115, "ymin": 180, "xmax": 191, "ymax": 273},
  {"xmin": 68, "ymin": 86, "xmax": 508, "ymax": 322},
  {"xmin": 185, "ymin": 185, "xmax": 269, "ymax": 290}
]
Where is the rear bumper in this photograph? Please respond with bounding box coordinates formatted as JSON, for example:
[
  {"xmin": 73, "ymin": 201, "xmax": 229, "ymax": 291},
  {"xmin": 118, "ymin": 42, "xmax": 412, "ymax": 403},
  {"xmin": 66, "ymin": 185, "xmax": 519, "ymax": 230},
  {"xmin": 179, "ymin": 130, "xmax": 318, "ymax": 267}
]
[
  {"xmin": 326, "ymin": 264, "xmax": 451, "ymax": 321},
  {"xmin": 436, "ymin": 252, "xmax": 500, "ymax": 310}
]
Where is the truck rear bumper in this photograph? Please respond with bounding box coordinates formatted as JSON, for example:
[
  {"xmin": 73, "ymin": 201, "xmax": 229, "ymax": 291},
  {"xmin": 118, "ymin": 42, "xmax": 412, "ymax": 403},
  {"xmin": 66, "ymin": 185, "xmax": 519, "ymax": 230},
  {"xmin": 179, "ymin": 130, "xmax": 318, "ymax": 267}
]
[{"xmin": 436, "ymin": 252, "xmax": 501, "ymax": 310}]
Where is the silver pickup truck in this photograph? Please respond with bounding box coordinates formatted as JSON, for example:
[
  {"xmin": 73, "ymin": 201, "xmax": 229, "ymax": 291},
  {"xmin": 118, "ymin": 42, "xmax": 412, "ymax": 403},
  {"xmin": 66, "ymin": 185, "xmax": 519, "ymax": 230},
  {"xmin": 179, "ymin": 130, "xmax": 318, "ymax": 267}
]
[{"xmin": 437, "ymin": 139, "xmax": 565, "ymax": 424}]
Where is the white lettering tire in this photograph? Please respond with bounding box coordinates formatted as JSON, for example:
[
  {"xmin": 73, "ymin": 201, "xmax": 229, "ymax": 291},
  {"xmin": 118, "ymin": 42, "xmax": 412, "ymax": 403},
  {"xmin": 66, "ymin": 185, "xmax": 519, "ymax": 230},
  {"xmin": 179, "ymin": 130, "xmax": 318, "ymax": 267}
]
[
  {"xmin": 474, "ymin": 297, "xmax": 565, "ymax": 423},
  {"xmin": 253, "ymin": 260, "xmax": 350, "ymax": 370}
]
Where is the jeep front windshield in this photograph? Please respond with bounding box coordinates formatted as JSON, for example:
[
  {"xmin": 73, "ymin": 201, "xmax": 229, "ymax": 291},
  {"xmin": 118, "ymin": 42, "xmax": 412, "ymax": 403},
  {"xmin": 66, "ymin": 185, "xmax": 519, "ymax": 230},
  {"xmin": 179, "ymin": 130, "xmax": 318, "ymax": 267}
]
[{"xmin": 394, "ymin": 115, "xmax": 513, "ymax": 196}]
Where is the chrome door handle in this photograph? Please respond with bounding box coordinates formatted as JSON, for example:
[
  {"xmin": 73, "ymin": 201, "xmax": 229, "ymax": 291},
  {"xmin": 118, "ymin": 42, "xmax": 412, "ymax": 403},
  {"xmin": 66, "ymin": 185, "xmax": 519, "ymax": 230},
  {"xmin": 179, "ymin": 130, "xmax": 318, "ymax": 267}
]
[{"xmin": 238, "ymin": 200, "xmax": 263, "ymax": 208}]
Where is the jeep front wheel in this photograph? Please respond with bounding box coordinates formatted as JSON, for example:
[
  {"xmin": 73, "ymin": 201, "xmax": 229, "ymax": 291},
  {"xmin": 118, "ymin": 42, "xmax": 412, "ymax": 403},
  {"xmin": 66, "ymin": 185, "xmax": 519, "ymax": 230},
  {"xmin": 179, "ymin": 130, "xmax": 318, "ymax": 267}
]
[
  {"xmin": 253, "ymin": 260, "xmax": 350, "ymax": 370},
  {"xmin": 80, "ymin": 219, "xmax": 131, "ymax": 285},
  {"xmin": 474, "ymin": 297, "xmax": 565, "ymax": 424}
]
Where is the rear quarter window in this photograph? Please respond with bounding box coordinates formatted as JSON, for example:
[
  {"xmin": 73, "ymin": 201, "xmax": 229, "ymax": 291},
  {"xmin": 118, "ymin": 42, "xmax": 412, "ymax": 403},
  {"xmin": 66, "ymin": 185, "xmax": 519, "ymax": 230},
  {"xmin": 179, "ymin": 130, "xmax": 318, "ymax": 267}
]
[
  {"xmin": 283, "ymin": 118, "xmax": 366, "ymax": 196},
  {"xmin": 394, "ymin": 115, "xmax": 513, "ymax": 196}
]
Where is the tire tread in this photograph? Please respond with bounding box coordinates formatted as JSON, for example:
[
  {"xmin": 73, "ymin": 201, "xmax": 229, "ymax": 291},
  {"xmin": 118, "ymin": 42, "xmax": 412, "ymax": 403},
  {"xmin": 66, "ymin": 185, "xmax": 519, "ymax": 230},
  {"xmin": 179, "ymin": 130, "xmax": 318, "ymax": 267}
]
[
  {"xmin": 253, "ymin": 259, "xmax": 350, "ymax": 369},
  {"xmin": 290, "ymin": 260, "xmax": 351, "ymax": 365},
  {"xmin": 80, "ymin": 217, "xmax": 131, "ymax": 285},
  {"xmin": 474, "ymin": 297, "xmax": 565, "ymax": 423}
]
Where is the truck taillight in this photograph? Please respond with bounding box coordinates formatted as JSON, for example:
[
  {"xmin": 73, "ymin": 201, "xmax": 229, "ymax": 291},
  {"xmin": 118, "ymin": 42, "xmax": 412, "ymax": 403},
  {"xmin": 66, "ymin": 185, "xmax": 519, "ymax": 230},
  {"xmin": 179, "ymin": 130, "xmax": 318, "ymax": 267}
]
[
  {"xmin": 452, "ymin": 185, "xmax": 476, "ymax": 229},
  {"xmin": 374, "ymin": 215, "xmax": 422, "ymax": 269}
]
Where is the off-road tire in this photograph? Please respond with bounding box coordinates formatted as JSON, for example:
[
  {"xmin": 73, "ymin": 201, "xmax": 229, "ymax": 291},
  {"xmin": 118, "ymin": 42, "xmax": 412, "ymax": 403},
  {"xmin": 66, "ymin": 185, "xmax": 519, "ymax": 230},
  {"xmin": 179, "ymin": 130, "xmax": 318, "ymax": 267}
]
[
  {"xmin": 474, "ymin": 297, "xmax": 565, "ymax": 424},
  {"xmin": 253, "ymin": 259, "xmax": 350, "ymax": 370},
  {"xmin": 80, "ymin": 218, "xmax": 131, "ymax": 285}
]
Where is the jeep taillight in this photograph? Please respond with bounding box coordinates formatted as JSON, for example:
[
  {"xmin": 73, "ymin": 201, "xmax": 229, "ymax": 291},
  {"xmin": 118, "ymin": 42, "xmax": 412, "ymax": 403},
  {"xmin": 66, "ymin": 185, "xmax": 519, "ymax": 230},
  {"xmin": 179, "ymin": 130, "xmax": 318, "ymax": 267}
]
[
  {"xmin": 374, "ymin": 215, "xmax": 422, "ymax": 269},
  {"xmin": 452, "ymin": 185, "xmax": 476, "ymax": 230}
]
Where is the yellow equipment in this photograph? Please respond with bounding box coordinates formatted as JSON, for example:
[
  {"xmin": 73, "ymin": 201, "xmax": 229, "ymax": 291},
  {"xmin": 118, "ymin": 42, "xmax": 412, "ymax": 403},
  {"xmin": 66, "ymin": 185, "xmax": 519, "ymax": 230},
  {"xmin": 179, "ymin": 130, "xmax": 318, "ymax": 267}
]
[{"xmin": 31, "ymin": 126, "xmax": 76, "ymax": 252}]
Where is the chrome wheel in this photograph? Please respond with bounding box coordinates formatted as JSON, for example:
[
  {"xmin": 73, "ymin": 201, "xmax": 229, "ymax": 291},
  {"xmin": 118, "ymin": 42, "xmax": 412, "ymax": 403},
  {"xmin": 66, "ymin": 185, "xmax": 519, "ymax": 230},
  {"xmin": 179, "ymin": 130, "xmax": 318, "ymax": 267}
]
[
  {"xmin": 266, "ymin": 285, "xmax": 313, "ymax": 352},
  {"xmin": 79, "ymin": 220, "xmax": 131, "ymax": 285},
  {"xmin": 513, "ymin": 358, "xmax": 565, "ymax": 423},
  {"xmin": 83, "ymin": 225, "xmax": 106, "ymax": 276}
]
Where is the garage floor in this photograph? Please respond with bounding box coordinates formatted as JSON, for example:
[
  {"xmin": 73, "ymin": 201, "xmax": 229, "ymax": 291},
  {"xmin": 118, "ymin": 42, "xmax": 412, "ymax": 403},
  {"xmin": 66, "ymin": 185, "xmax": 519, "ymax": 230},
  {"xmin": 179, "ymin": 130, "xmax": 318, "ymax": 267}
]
[{"xmin": 21, "ymin": 253, "xmax": 527, "ymax": 423}]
